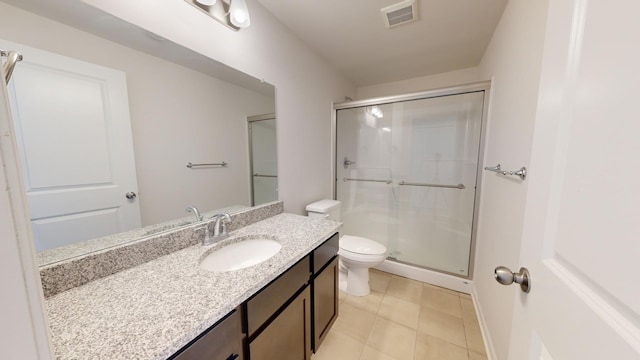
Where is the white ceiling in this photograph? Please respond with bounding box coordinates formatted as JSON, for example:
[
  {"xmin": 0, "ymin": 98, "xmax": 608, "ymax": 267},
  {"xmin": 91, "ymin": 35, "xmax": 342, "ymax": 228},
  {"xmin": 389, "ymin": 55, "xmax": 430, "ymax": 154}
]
[{"xmin": 257, "ymin": 0, "xmax": 508, "ymax": 87}]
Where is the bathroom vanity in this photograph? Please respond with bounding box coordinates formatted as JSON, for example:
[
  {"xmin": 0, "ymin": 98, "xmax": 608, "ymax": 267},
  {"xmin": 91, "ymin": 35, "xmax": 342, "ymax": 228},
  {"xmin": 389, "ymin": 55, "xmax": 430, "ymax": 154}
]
[
  {"xmin": 43, "ymin": 211, "xmax": 341, "ymax": 359},
  {"xmin": 173, "ymin": 233, "xmax": 339, "ymax": 360}
]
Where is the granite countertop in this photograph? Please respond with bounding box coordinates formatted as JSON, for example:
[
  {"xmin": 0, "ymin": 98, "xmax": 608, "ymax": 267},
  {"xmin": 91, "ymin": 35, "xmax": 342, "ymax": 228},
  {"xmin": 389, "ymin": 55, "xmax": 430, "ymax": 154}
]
[{"xmin": 45, "ymin": 213, "xmax": 341, "ymax": 360}]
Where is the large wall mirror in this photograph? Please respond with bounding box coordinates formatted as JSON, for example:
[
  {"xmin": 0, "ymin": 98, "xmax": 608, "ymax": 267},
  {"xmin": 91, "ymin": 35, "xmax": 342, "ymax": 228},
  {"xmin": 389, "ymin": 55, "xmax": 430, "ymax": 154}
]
[{"xmin": 0, "ymin": 0, "xmax": 277, "ymax": 265}]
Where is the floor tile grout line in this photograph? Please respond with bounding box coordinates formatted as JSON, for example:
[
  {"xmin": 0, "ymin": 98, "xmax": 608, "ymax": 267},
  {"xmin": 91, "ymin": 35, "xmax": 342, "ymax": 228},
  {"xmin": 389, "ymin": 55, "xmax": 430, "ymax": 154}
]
[{"xmin": 338, "ymin": 270, "xmax": 487, "ymax": 359}]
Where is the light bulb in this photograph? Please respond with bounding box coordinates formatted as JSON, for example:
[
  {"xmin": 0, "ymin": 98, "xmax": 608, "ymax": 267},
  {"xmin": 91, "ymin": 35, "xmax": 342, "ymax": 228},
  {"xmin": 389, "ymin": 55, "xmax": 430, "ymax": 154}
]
[
  {"xmin": 195, "ymin": 0, "xmax": 217, "ymax": 5},
  {"xmin": 229, "ymin": 0, "xmax": 251, "ymax": 28},
  {"xmin": 233, "ymin": 10, "xmax": 247, "ymax": 24}
]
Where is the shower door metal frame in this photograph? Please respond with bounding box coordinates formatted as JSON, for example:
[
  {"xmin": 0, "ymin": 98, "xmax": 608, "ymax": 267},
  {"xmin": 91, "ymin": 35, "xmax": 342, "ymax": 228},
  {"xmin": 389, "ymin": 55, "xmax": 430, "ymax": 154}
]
[
  {"xmin": 331, "ymin": 81, "xmax": 491, "ymax": 280},
  {"xmin": 247, "ymin": 113, "xmax": 277, "ymax": 206}
]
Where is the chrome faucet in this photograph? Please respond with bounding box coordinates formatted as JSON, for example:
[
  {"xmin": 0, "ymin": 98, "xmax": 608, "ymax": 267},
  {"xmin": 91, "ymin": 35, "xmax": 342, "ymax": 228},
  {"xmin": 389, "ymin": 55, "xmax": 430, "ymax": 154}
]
[
  {"xmin": 211, "ymin": 213, "xmax": 232, "ymax": 241},
  {"xmin": 185, "ymin": 206, "xmax": 202, "ymax": 222}
]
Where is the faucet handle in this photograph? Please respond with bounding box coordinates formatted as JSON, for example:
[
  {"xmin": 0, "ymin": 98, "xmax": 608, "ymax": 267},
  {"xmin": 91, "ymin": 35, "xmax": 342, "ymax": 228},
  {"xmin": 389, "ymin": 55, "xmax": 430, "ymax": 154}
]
[
  {"xmin": 211, "ymin": 213, "xmax": 232, "ymax": 239},
  {"xmin": 219, "ymin": 213, "xmax": 231, "ymax": 234}
]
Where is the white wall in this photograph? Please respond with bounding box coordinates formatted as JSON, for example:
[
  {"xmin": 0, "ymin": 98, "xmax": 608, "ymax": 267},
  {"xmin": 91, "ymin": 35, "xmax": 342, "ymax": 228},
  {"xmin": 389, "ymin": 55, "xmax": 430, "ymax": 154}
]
[
  {"xmin": 356, "ymin": 67, "xmax": 482, "ymax": 99},
  {"xmin": 83, "ymin": 0, "xmax": 357, "ymax": 215},
  {"xmin": 473, "ymin": 1, "xmax": 550, "ymax": 358},
  {"xmin": 0, "ymin": 3, "xmax": 276, "ymax": 225}
]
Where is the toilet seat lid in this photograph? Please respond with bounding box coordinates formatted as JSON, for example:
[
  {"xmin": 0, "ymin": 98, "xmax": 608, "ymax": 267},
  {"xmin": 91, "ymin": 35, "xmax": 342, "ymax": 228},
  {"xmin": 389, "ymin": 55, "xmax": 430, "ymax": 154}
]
[{"xmin": 340, "ymin": 235, "xmax": 386, "ymax": 255}]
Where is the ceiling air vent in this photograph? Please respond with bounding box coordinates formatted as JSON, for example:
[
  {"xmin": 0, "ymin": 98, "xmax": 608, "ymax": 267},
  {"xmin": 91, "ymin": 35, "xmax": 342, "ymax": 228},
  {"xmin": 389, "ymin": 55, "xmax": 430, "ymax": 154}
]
[{"xmin": 381, "ymin": 0, "xmax": 418, "ymax": 29}]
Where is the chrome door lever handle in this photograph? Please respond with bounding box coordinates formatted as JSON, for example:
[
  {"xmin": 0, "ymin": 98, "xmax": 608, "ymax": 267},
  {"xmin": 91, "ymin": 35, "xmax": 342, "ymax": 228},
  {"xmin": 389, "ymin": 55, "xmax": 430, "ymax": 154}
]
[{"xmin": 495, "ymin": 266, "xmax": 531, "ymax": 293}]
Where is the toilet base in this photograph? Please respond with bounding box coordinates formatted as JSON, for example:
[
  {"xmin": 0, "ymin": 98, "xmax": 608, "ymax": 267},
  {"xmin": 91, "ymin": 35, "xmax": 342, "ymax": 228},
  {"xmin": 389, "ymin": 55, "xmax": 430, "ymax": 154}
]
[{"xmin": 339, "ymin": 266, "xmax": 371, "ymax": 297}]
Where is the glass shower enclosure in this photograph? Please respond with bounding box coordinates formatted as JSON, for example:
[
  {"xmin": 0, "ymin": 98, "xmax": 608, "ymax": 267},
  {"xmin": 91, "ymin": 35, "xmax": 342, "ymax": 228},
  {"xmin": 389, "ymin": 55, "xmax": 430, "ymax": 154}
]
[{"xmin": 335, "ymin": 88, "xmax": 486, "ymax": 277}]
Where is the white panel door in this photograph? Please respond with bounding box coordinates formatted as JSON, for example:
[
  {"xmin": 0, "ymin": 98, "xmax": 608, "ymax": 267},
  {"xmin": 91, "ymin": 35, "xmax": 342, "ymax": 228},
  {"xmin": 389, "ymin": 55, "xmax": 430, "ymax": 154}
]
[
  {"xmin": 507, "ymin": 1, "xmax": 640, "ymax": 358},
  {"xmin": 3, "ymin": 40, "xmax": 141, "ymax": 252}
]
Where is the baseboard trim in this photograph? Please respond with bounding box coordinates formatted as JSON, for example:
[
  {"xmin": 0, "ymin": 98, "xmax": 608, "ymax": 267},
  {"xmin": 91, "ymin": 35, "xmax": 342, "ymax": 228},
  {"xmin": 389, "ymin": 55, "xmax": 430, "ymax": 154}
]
[{"xmin": 471, "ymin": 288, "xmax": 497, "ymax": 360}]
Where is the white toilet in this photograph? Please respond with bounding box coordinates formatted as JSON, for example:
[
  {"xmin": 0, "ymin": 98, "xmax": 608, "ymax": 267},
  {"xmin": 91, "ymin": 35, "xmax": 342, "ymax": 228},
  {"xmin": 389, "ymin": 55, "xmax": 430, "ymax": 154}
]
[{"xmin": 306, "ymin": 200, "xmax": 387, "ymax": 296}]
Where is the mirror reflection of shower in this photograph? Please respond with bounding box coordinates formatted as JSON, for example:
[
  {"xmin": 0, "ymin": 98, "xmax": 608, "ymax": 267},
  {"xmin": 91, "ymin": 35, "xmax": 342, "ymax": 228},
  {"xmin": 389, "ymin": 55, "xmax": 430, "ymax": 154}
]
[
  {"xmin": 335, "ymin": 89, "xmax": 485, "ymax": 277},
  {"xmin": 248, "ymin": 114, "xmax": 277, "ymax": 206}
]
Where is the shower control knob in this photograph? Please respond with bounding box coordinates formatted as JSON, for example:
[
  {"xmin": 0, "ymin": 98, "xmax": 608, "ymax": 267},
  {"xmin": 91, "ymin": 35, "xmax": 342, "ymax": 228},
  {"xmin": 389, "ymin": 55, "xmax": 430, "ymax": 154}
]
[
  {"xmin": 343, "ymin": 157, "xmax": 356, "ymax": 168},
  {"xmin": 125, "ymin": 191, "xmax": 137, "ymax": 200},
  {"xmin": 494, "ymin": 266, "xmax": 531, "ymax": 293}
]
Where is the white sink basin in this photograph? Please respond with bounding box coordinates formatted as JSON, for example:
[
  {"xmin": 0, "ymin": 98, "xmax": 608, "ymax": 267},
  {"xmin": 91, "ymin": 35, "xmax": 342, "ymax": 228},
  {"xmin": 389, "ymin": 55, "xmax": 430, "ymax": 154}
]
[{"xmin": 200, "ymin": 238, "xmax": 282, "ymax": 272}]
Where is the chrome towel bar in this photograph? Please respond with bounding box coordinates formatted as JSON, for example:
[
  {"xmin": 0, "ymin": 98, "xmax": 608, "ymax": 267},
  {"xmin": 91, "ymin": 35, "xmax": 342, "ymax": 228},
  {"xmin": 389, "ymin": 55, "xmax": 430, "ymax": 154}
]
[
  {"xmin": 186, "ymin": 161, "xmax": 227, "ymax": 168},
  {"xmin": 342, "ymin": 178, "xmax": 464, "ymax": 188},
  {"xmin": 484, "ymin": 164, "xmax": 527, "ymax": 180},
  {"xmin": 398, "ymin": 181, "xmax": 465, "ymax": 189},
  {"xmin": 343, "ymin": 177, "xmax": 392, "ymax": 184}
]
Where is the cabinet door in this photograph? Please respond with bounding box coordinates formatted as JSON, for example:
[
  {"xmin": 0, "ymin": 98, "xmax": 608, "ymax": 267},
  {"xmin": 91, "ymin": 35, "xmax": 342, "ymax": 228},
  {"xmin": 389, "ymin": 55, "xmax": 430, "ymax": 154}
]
[
  {"xmin": 313, "ymin": 256, "xmax": 338, "ymax": 351},
  {"xmin": 249, "ymin": 286, "xmax": 311, "ymax": 360},
  {"xmin": 173, "ymin": 309, "xmax": 244, "ymax": 360}
]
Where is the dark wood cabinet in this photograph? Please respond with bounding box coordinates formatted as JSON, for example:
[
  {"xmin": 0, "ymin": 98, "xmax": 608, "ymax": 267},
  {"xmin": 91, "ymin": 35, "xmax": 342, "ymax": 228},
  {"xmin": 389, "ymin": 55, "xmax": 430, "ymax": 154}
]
[
  {"xmin": 249, "ymin": 286, "xmax": 312, "ymax": 360},
  {"xmin": 171, "ymin": 308, "xmax": 244, "ymax": 360},
  {"xmin": 311, "ymin": 233, "xmax": 339, "ymax": 352},
  {"xmin": 169, "ymin": 232, "xmax": 340, "ymax": 360},
  {"xmin": 246, "ymin": 257, "xmax": 310, "ymax": 335},
  {"xmin": 312, "ymin": 256, "xmax": 338, "ymax": 350}
]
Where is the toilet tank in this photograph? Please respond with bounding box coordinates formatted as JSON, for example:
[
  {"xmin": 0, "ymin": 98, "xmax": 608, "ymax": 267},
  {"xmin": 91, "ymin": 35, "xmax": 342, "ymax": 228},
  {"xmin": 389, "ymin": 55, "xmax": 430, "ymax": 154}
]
[{"xmin": 306, "ymin": 200, "xmax": 341, "ymax": 221}]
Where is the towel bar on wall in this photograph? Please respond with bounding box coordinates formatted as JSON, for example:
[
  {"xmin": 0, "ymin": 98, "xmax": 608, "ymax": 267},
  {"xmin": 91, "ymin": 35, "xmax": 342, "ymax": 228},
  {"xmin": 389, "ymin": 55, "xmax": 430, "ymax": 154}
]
[{"xmin": 484, "ymin": 164, "xmax": 527, "ymax": 180}]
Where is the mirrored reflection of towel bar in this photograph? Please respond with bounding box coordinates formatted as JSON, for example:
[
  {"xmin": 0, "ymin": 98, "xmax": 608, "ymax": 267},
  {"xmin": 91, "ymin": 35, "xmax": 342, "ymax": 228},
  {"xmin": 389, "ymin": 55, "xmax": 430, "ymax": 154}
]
[{"xmin": 186, "ymin": 161, "xmax": 228, "ymax": 168}]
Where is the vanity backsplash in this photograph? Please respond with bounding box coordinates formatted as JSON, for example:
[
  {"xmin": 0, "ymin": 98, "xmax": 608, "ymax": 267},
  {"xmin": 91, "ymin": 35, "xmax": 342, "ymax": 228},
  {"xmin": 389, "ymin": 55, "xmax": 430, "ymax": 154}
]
[{"xmin": 40, "ymin": 201, "xmax": 284, "ymax": 297}]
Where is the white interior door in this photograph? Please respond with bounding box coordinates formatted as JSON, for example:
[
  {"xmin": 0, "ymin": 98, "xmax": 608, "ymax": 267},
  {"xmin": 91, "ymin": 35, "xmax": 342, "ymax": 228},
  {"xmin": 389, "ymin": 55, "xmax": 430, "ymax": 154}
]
[
  {"xmin": 3, "ymin": 39, "xmax": 141, "ymax": 252},
  {"xmin": 507, "ymin": 1, "xmax": 640, "ymax": 358}
]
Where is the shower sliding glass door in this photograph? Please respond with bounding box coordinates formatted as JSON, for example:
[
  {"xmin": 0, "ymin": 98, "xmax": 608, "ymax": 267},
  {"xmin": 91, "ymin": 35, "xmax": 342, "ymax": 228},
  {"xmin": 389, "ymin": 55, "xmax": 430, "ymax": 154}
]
[
  {"xmin": 248, "ymin": 114, "xmax": 277, "ymax": 206},
  {"xmin": 335, "ymin": 90, "xmax": 485, "ymax": 276}
]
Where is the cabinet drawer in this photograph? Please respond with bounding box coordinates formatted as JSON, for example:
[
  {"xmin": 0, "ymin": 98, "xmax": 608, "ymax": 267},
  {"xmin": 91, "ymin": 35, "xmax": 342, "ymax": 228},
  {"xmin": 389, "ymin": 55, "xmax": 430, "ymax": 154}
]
[
  {"xmin": 247, "ymin": 256, "xmax": 310, "ymax": 335},
  {"xmin": 312, "ymin": 233, "xmax": 339, "ymax": 274},
  {"xmin": 173, "ymin": 308, "xmax": 243, "ymax": 360}
]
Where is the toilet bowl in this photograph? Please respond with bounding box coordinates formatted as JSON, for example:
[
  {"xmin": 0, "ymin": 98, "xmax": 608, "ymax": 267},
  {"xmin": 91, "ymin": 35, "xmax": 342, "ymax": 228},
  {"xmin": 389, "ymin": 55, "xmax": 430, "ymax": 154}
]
[
  {"xmin": 306, "ymin": 200, "xmax": 388, "ymax": 297},
  {"xmin": 338, "ymin": 235, "xmax": 387, "ymax": 296}
]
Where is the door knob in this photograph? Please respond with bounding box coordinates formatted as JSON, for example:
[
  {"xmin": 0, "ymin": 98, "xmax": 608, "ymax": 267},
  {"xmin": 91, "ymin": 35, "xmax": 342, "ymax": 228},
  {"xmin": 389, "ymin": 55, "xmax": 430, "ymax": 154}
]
[
  {"xmin": 494, "ymin": 266, "xmax": 531, "ymax": 293},
  {"xmin": 125, "ymin": 191, "xmax": 137, "ymax": 200}
]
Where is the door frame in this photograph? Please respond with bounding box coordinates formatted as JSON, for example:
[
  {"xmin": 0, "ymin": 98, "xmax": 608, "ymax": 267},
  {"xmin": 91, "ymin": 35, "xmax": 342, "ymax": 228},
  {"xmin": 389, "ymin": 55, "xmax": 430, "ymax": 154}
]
[
  {"xmin": 0, "ymin": 57, "xmax": 53, "ymax": 358},
  {"xmin": 331, "ymin": 81, "xmax": 491, "ymax": 280}
]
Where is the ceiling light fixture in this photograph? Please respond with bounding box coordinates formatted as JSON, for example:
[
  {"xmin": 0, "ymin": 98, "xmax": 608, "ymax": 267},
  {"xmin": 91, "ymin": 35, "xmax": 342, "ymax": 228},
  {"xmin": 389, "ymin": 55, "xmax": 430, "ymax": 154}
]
[
  {"xmin": 229, "ymin": 0, "xmax": 251, "ymax": 28},
  {"xmin": 185, "ymin": 0, "xmax": 251, "ymax": 31},
  {"xmin": 195, "ymin": 0, "xmax": 217, "ymax": 5},
  {"xmin": 367, "ymin": 106, "xmax": 384, "ymax": 119}
]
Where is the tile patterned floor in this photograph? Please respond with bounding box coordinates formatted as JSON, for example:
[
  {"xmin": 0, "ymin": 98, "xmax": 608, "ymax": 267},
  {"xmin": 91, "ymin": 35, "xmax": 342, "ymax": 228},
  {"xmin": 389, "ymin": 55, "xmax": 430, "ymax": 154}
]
[{"xmin": 312, "ymin": 269, "xmax": 487, "ymax": 360}]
